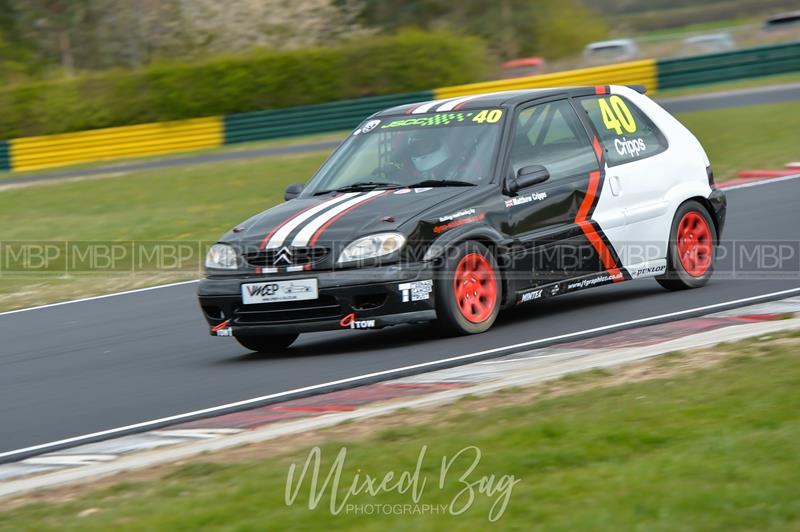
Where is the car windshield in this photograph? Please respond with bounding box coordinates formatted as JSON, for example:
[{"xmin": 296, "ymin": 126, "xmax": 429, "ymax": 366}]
[{"xmin": 303, "ymin": 109, "xmax": 505, "ymax": 195}]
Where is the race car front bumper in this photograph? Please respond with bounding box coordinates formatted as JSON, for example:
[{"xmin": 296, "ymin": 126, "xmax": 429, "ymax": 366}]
[{"xmin": 197, "ymin": 262, "xmax": 437, "ymax": 336}]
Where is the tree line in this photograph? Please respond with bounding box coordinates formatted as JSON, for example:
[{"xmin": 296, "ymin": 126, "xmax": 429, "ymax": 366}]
[{"xmin": 0, "ymin": 0, "xmax": 608, "ymax": 82}]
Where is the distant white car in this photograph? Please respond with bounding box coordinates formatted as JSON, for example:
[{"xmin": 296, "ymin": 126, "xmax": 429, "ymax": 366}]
[
  {"xmin": 683, "ymin": 33, "xmax": 736, "ymax": 54},
  {"xmin": 583, "ymin": 39, "xmax": 639, "ymax": 64}
]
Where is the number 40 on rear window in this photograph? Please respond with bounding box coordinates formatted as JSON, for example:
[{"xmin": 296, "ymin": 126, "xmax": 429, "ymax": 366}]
[{"xmin": 598, "ymin": 96, "xmax": 637, "ymax": 135}]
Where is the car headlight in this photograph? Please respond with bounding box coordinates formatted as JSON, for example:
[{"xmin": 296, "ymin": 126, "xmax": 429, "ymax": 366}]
[
  {"xmin": 205, "ymin": 243, "xmax": 238, "ymax": 270},
  {"xmin": 337, "ymin": 233, "xmax": 406, "ymax": 264}
]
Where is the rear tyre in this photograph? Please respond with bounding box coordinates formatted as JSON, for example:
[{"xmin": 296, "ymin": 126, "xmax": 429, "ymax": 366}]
[
  {"xmin": 657, "ymin": 200, "xmax": 716, "ymax": 291},
  {"xmin": 435, "ymin": 241, "xmax": 502, "ymax": 335},
  {"xmin": 235, "ymin": 332, "xmax": 299, "ymax": 353}
]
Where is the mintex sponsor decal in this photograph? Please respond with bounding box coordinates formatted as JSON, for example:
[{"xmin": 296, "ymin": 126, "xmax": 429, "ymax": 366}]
[
  {"xmin": 519, "ymin": 289, "xmax": 543, "ymax": 303},
  {"xmin": 433, "ymin": 212, "xmax": 485, "ymax": 234},
  {"xmin": 399, "ymin": 279, "xmax": 433, "ymax": 302},
  {"xmin": 566, "ymin": 271, "xmax": 624, "ymax": 291},
  {"xmin": 438, "ymin": 208, "xmax": 476, "ymax": 223},
  {"xmin": 505, "ymin": 192, "xmax": 547, "ymax": 208}
]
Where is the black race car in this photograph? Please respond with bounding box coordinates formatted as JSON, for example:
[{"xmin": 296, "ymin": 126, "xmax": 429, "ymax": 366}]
[{"xmin": 199, "ymin": 85, "xmax": 726, "ymax": 352}]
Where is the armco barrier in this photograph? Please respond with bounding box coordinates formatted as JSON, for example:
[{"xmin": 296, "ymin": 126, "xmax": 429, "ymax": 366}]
[
  {"xmin": 223, "ymin": 91, "xmax": 433, "ymax": 145},
  {"xmin": 434, "ymin": 59, "xmax": 658, "ymax": 99},
  {"xmin": 0, "ymin": 141, "xmax": 10, "ymax": 172},
  {"xmin": 658, "ymin": 42, "xmax": 800, "ymax": 89},
  {"xmin": 10, "ymin": 117, "xmax": 224, "ymax": 172}
]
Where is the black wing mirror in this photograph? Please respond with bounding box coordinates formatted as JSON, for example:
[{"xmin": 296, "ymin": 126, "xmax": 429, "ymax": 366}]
[
  {"xmin": 507, "ymin": 165, "xmax": 549, "ymax": 194},
  {"xmin": 284, "ymin": 183, "xmax": 305, "ymax": 201}
]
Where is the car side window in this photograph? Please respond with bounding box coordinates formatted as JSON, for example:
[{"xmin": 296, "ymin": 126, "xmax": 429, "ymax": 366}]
[
  {"xmin": 509, "ymin": 100, "xmax": 599, "ymax": 182},
  {"xmin": 578, "ymin": 95, "xmax": 667, "ymax": 166}
]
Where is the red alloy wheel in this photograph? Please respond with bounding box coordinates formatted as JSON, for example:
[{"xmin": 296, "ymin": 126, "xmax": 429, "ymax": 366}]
[
  {"xmin": 676, "ymin": 211, "xmax": 713, "ymax": 277},
  {"xmin": 453, "ymin": 253, "xmax": 498, "ymax": 323}
]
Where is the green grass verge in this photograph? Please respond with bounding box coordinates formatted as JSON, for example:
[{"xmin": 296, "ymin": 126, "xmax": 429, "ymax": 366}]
[
  {"xmin": 678, "ymin": 101, "xmax": 800, "ymax": 180},
  {"xmin": 0, "ymin": 101, "xmax": 797, "ymax": 311},
  {"xmin": 0, "ymin": 151, "xmax": 326, "ymax": 311},
  {"xmin": 2, "ymin": 331, "xmax": 799, "ymax": 530},
  {"xmin": 0, "ymin": 153, "xmax": 327, "ymax": 241}
]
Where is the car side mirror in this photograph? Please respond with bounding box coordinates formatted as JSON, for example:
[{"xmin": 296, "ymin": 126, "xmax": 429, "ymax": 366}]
[
  {"xmin": 508, "ymin": 165, "xmax": 549, "ymax": 194},
  {"xmin": 284, "ymin": 183, "xmax": 305, "ymax": 201}
]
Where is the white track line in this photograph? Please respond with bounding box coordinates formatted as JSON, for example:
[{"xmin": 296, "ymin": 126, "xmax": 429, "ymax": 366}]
[
  {"xmin": 722, "ymin": 172, "xmax": 800, "ymax": 191},
  {"xmin": 0, "ymin": 279, "xmax": 199, "ymax": 317},
  {"xmin": 2, "ymin": 286, "xmax": 799, "ymax": 461},
  {"xmin": 0, "ymin": 172, "xmax": 797, "ymax": 319}
]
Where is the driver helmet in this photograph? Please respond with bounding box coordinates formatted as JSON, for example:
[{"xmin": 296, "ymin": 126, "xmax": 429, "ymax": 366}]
[{"xmin": 406, "ymin": 130, "xmax": 450, "ymax": 173}]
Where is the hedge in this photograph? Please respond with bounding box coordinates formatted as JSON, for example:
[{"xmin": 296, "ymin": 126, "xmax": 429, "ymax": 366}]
[{"xmin": 0, "ymin": 30, "xmax": 487, "ymax": 139}]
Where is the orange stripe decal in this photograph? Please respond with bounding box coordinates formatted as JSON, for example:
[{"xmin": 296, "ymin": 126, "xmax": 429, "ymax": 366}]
[
  {"xmin": 592, "ymin": 136, "xmax": 603, "ymax": 163},
  {"xmin": 576, "ymin": 171, "xmax": 600, "ymax": 223},
  {"xmin": 575, "ymin": 171, "xmax": 624, "ymax": 282},
  {"xmin": 578, "ymin": 221, "xmax": 623, "ymax": 280}
]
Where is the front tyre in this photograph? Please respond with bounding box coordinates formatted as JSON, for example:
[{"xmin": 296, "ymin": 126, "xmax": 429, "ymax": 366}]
[
  {"xmin": 435, "ymin": 241, "xmax": 502, "ymax": 335},
  {"xmin": 235, "ymin": 332, "xmax": 299, "ymax": 353},
  {"xmin": 657, "ymin": 200, "xmax": 716, "ymax": 291}
]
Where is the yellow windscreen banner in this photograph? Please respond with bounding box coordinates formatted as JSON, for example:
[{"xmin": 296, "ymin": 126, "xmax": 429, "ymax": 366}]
[
  {"xmin": 434, "ymin": 59, "xmax": 658, "ymax": 100},
  {"xmin": 11, "ymin": 116, "xmax": 224, "ymax": 172}
]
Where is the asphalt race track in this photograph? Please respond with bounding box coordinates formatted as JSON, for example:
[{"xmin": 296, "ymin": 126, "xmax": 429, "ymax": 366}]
[{"xmin": 2, "ymin": 177, "xmax": 800, "ymax": 457}]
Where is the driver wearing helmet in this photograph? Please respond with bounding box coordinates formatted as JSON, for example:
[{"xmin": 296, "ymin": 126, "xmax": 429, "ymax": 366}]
[
  {"xmin": 406, "ymin": 129, "xmax": 455, "ymax": 179},
  {"xmin": 377, "ymin": 129, "xmax": 459, "ymax": 183}
]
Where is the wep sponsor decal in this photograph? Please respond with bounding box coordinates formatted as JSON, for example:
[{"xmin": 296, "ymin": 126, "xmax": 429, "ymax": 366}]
[{"xmin": 246, "ymin": 283, "xmax": 281, "ymax": 297}]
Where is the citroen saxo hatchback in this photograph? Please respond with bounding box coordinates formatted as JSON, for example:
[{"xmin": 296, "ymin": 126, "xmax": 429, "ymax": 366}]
[{"xmin": 199, "ymin": 85, "xmax": 726, "ymax": 351}]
